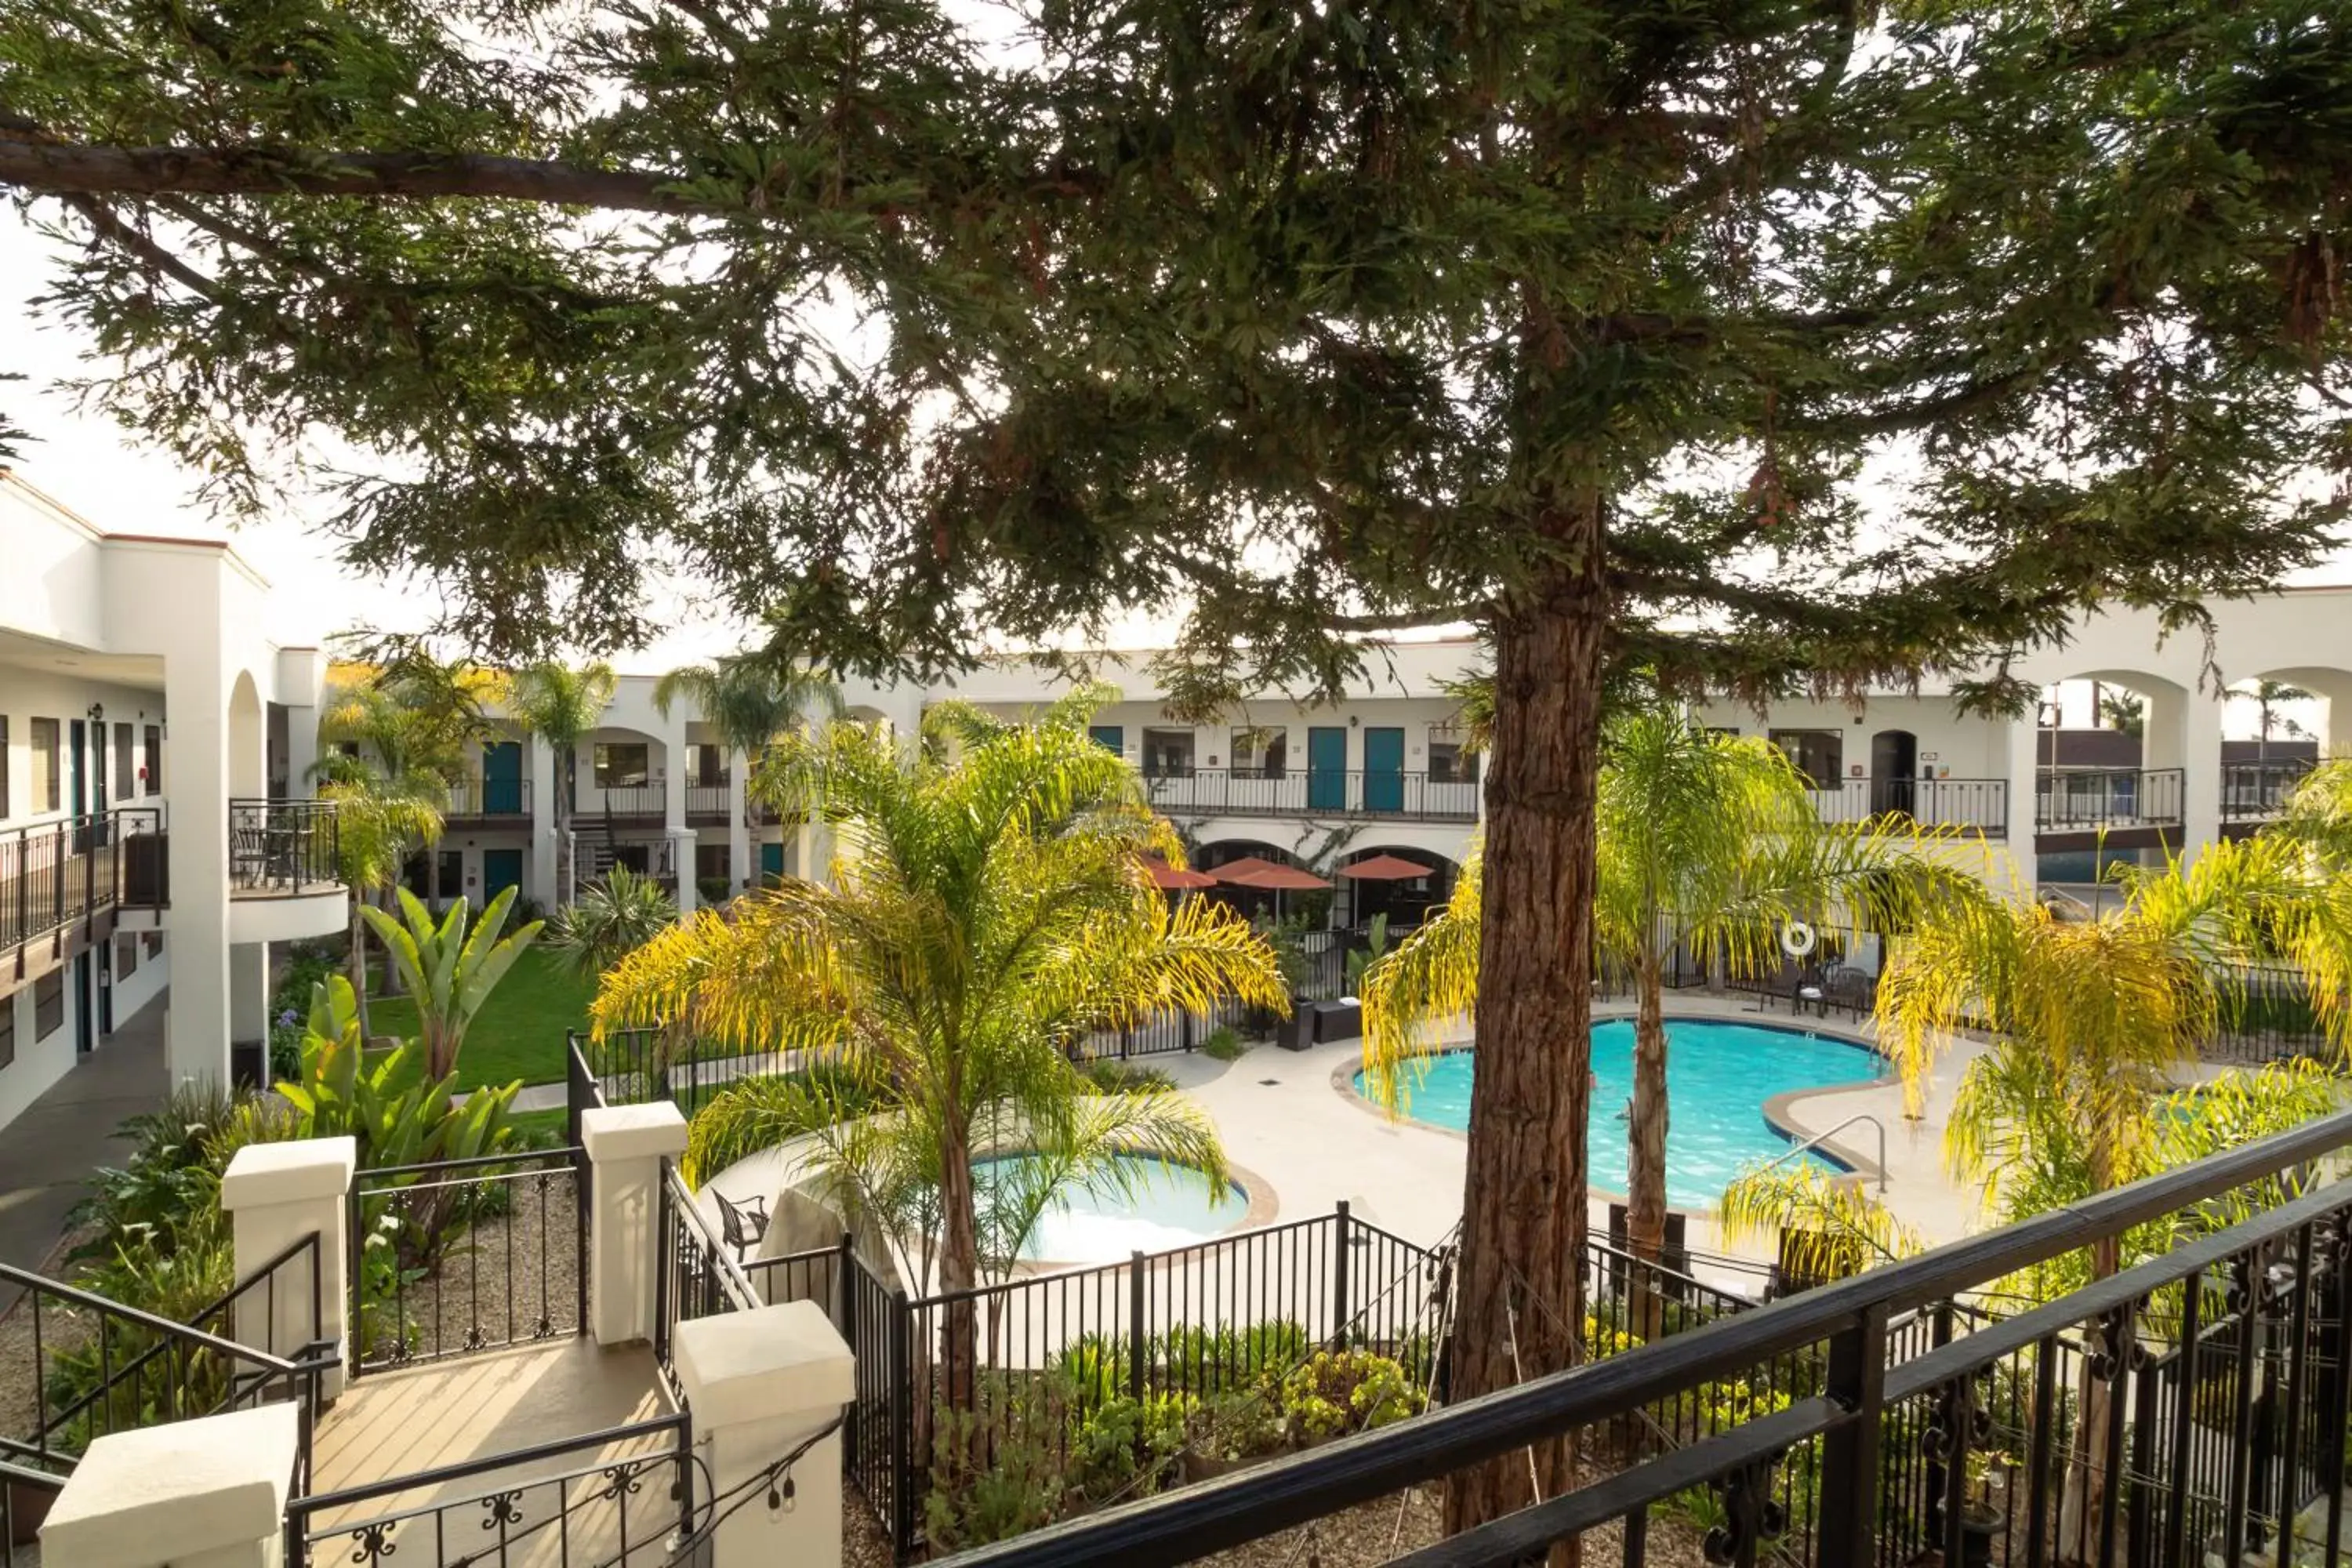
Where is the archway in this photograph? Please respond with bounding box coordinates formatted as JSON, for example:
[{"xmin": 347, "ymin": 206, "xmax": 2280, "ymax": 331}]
[
  {"xmin": 227, "ymin": 671, "xmax": 265, "ymax": 798},
  {"xmin": 1192, "ymin": 839, "xmax": 1307, "ymax": 925}
]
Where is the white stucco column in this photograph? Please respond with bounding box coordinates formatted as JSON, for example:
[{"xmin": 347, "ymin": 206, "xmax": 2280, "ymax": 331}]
[
  {"xmin": 2004, "ymin": 713, "xmax": 2039, "ymax": 893},
  {"xmin": 162, "ymin": 654, "xmax": 234, "ymax": 1087},
  {"xmin": 528, "ymin": 734, "xmax": 560, "ymax": 906},
  {"xmin": 2181, "ymin": 689, "xmax": 2225, "ymax": 867},
  {"xmin": 228, "ymin": 942, "xmax": 269, "ymax": 1075},
  {"xmin": 42, "ymin": 1403, "xmax": 299, "ymax": 1568},
  {"xmin": 582, "ymin": 1104, "xmax": 689, "ymax": 1347},
  {"xmin": 672, "ymin": 1302, "xmax": 854, "ymax": 1568},
  {"xmin": 670, "ymin": 827, "xmax": 699, "ymax": 915},
  {"xmin": 662, "ymin": 710, "xmax": 689, "ymax": 833},
  {"xmin": 727, "ymin": 760, "xmax": 752, "ymax": 894},
  {"xmin": 220, "ymin": 1136, "xmax": 355, "ymax": 1399}
]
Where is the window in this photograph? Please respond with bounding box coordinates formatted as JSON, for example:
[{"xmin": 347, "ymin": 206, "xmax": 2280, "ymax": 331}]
[
  {"xmin": 687, "ymin": 743, "xmax": 725, "ymax": 786},
  {"xmin": 1141, "ymin": 728, "xmax": 1195, "ymax": 778},
  {"xmin": 594, "ymin": 742, "xmax": 651, "ymax": 788},
  {"xmin": 30, "ymin": 719, "xmax": 59, "ymax": 813},
  {"xmin": 1230, "ymin": 727, "xmax": 1287, "ymax": 778},
  {"xmin": 114, "ymin": 723, "xmax": 134, "ymax": 800},
  {"xmin": 144, "ymin": 725, "xmax": 162, "ymax": 793},
  {"xmin": 115, "ymin": 933, "xmax": 138, "ymax": 979},
  {"xmin": 0, "ymin": 993, "xmax": 13, "ymax": 1070},
  {"xmin": 1768, "ymin": 729, "xmax": 1845, "ymax": 789},
  {"xmin": 1428, "ymin": 731, "xmax": 1479, "ymax": 785},
  {"xmin": 34, "ymin": 971, "xmax": 64, "ymax": 1040},
  {"xmin": 402, "ymin": 851, "xmax": 432, "ymax": 898}
]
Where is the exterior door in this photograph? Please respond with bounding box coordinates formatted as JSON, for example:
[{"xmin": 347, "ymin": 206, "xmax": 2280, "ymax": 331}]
[
  {"xmin": 482, "ymin": 741, "xmax": 524, "ymax": 815},
  {"xmin": 1869, "ymin": 731, "xmax": 1918, "ymax": 817},
  {"xmin": 1307, "ymin": 727, "xmax": 1348, "ymax": 811},
  {"xmin": 482, "ymin": 848, "xmax": 524, "ymax": 903},
  {"xmin": 74, "ymin": 951, "xmax": 95, "ymax": 1056},
  {"xmin": 760, "ymin": 841, "xmax": 786, "ymax": 884},
  {"xmin": 68, "ymin": 720, "xmax": 89, "ymax": 851},
  {"xmin": 96, "ymin": 939, "xmax": 113, "ymax": 1036},
  {"xmin": 1088, "ymin": 725, "xmax": 1123, "ymax": 754},
  {"xmin": 1363, "ymin": 728, "xmax": 1405, "ymax": 813}
]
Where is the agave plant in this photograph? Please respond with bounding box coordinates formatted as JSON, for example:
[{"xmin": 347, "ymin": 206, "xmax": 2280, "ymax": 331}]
[{"xmin": 547, "ymin": 866, "xmax": 678, "ymax": 979}]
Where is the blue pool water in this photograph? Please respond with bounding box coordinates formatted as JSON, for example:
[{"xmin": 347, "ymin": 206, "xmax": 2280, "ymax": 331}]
[
  {"xmin": 1354, "ymin": 1019, "xmax": 1887, "ymax": 1208},
  {"xmin": 973, "ymin": 1153, "xmax": 1245, "ymax": 1263}
]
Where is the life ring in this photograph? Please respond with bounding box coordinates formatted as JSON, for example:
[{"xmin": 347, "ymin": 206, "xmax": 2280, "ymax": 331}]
[{"xmin": 1780, "ymin": 920, "xmax": 1817, "ymax": 960}]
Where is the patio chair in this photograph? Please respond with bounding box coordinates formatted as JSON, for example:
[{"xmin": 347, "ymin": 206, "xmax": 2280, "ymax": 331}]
[
  {"xmin": 231, "ymin": 825, "xmax": 270, "ymax": 887},
  {"xmin": 713, "ymin": 1190, "xmax": 771, "ymax": 1263}
]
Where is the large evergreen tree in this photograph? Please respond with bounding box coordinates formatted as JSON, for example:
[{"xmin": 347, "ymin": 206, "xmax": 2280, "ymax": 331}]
[{"xmin": 6, "ymin": 0, "xmax": 2350, "ymax": 1536}]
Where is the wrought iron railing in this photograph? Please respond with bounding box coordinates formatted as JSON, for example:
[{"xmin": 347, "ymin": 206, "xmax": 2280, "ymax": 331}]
[
  {"xmin": 935, "ymin": 1103, "xmax": 2352, "ymax": 1568},
  {"xmin": 2035, "ymin": 765, "xmax": 2187, "ymax": 830},
  {"xmin": 684, "ymin": 782, "xmax": 731, "ymax": 821},
  {"xmin": 1807, "ymin": 776, "xmax": 2009, "ymax": 835},
  {"xmin": 581, "ymin": 782, "xmax": 666, "ymax": 820},
  {"xmin": 652, "ymin": 1160, "xmax": 760, "ymax": 1404},
  {"xmin": 0, "ymin": 1236, "xmax": 328, "ymax": 1485},
  {"xmin": 228, "ymin": 798, "xmax": 340, "ymax": 895},
  {"xmin": 0, "ymin": 805, "xmax": 166, "ymax": 956},
  {"xmin": 2220, "ymin": 758, "xmax": 2315, "ymax": 823},
  {"xmin": 1144, "ymin": 768, "xmax": 1480, "ymax": 822},
  {"xmin": 285, "ymin": 1410, "xmax": 693, "ymax": 1568},
  {"xmin": 442, "ymin": 776, "xmax": 532, "ymax": 820},
  {"xmin": 347, "ymin": 1148, "xmax": 588, "ymax": 1377}
]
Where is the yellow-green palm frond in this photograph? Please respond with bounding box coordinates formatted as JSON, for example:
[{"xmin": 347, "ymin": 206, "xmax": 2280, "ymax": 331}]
[
  {"xmin": 591, "ymin": 891, "xmax": 862, "ymax": 1059},
  {"xmin": 1360, "ymin": 855, "xmax": 1483, "ymax": 1113},
  {"xmin": 1022, "ymin": 894, "xmax": 1290, "ymax": 1040},
  {"xmin": 1718, "ymin": 1163, "xmax": 1923, "ymax": 1272},
  {"xmin": 977, "ymin": 1084, "xmax": 1228, "ymax": 1272},
  {"xmin": 2265, "ymin": 757, "xmax": 2352, "ymax": 873}
]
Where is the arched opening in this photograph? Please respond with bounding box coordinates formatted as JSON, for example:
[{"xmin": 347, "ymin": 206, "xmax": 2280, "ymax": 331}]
[
  {"xmin": 1337, "ymin": 847, "xmax": 1460, "ymax": 935},
  {"xmin": 227, "ymin": 672, "xmax": 265, "ymax": 798},
  {"xmin": 1868, "ymin": 730, "xmax": 1918, "ymax": 816},
  {"xmin": 1192, "ymin": 839, "xmax": 1315, "ymax": 927}
]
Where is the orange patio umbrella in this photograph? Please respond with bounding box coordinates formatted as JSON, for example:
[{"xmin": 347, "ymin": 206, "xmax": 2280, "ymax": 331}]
[
  {"xmin": 1335, "ymin": 853, "xmax": 1434, "ymax": 880},
  {"xmin": 1141, "ymin": 856, "xmax": 1218, "ymax": 891},
  {"xmin": 1207, "ymin": 855, "xmax": 1287, "ymax": 884}
]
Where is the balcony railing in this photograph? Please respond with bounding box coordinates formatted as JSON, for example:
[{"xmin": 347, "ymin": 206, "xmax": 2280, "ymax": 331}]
[
  {"xmin": 577, "ymin": 781, "xmax": 666, "ymax": 819},
  {"xmin": 441, "ymin": 776, "xmax": 532, "ymax": 822},
  {"xmin": 0, "ymin": 807, "xmax": 167, "ymax": 959},
  {"xmin": 228, "ymin": 799, "xmax": 340, "ymax": 896},
  {"xmin": 684, "ymin": 781, "xmax": 731, "ymax": 822},
  {"xmin": 2035, "ymin": 764, "xmax": 2187, "ymax": 830},
  {"xmin": 1143, "ymin": 768, "xmax": 1480, "ymax": 822},
  {"xmin": 1806, "ymin": 776, "xmax": 2008, "ymax": 836},
  {"xmin": 2220, "ymin": 758, "xmax": 2314, "ymax": 823}
]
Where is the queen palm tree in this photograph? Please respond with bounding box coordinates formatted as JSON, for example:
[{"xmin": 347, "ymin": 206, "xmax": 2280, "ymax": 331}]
[
  {"xmin": 1367, "ymin": 709, "xmax": 1982, "ymax": 1330},
  {"xmin": 501, "ymin": 661, "xmax": 617, "ymax": 907},
  {"xmin": 652, "ymin": 649, "xmax": 842, "ymax": 895},
  {"xmin": 2227, "ymin": 677, "xmax": 2314, "ymax": 762},
  {"xmin": 310, "ymin": 759, "xmax": 444, "ymax": 1036},
  {"xmin": 591, "ymin": 710, "xmax": 1287, "ymax": 1403}
]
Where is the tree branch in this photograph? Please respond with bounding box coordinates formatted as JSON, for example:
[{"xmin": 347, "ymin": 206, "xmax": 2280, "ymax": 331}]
[{"xmin": 0, "ymin": 138, "xmax": 718, "ymax": 216}]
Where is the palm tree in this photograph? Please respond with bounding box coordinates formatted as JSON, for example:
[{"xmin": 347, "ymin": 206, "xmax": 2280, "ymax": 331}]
[
  {"xmin": 501, "ymin": 661, "xmax": 617, "ymax": 908},
  {"xmin": 2227, "ymin": 677, "xmax": 2313, "ymax": 762},
  {"xmin": 1367, "ymin": 710, "xmax": 1981, "ymax": 1329},
  {"xmin": 2265, "ymin": 757, "xmax": 2352, "ymax": 874},
  {"xmin": 590, "ymin": 710, "xmax": 1287, "ymax": 1400},
  {"xmin": 652, "ymin": 650, "xmax": 841, "ymax": 895},
  {"xmin": 2096, "ymin": 689, "xmax": 2146, "ymax": 739},
  {"xmin": 310, "ymin": 761, "xmax": 444, "ymax": 1036}
]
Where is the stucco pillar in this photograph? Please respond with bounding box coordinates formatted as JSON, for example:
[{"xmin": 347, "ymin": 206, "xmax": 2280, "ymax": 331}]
[
  {"xmin": 2181, "ymin": 689, "xmax": 2225, "ymax": 867},
  {"xmin": 2005, "ymin": 713, "xmax": 2039, "ymax": 893},
  {"xmin": 42, "ymin": 1403, "xmax": 300, "ymax": 1568},
  {"xmin": 228, "ymin": 942, "xmax": 270, "ymax": 1085},
  {"xmin": 662, "ymin": 710, "xmax": 689, "ymax": 833},
  {"xmin": 582, "ymin": 1103, "xmax": 688, "ymax": 1346},
  {"xmin": 528, "ymin": 733, "xmax": 559, "ymax": 907},
  {"xmin": 672, "ymin": 1302, "xmax": 854, "ymax": 1568},
  {"xmin": 220, "ymin": 1136, "xmax": 355, "ymax": 1399},
  {"xmin": 727, "ymin": 759, "xmax": 752, "ymax": 894},
  {"xmin": 163, "ymin": 655, "xmax": 233, "ymax": 1088},
  {"xmin": 669, "ymin": 827, "xmax": 699, "ymax": 915}
]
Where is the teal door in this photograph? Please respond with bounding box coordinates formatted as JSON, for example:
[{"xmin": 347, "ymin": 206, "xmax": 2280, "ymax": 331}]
[
  {"xmin": 1307, "ymin": 727, "xmax": 1348, "ymax": 811},
  {"xmin": 482, "ymin": 848, "xmax": 523, "ymax": 902},
  {"xmin": 760, "ymin": 841, "xmax": 785, "ymax": 883},
  {"xmin": 1089, "ymin": 725, "xmax": 1123, "ymax": 753},
  {"xmin": 482, "ymin": 741, "xmax": 524, "ymax": 815},
  {"xmin": 1363, "ymin": 727, "xmax": 1405, "ymax": 812}
]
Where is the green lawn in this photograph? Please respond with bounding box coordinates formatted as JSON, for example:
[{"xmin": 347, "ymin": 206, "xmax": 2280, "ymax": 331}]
[{"xmin": 365, "ymin": 948, "xmax": 598, "ymax": 1088}]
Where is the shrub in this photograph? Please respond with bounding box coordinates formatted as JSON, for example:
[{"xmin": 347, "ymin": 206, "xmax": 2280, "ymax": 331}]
[
  {"xmin": 1189, "ymin": 1387, "xmax": 1289, "ymax": 1463},
  {"xmin": 1068, "ymin": 1392, "xmax": 1192, "ymax": 1504},
  {"xmin": 923, "ymin": 1388, "xmax": 1063, "ymax": 1549},
  {"xmin": 1082, "ymin": 1058, "xmax": 1176, "ymax": 1094},
  {"xmin": 1152, "ymin": 1320, "xmax": 1308, "ymax": 1395},
  {"xmin": 1279, "ymin": 1348, "xmax": 1422, "ymax": 1441},
  {"xmin": 696, "ymin": 876, "xmax": 732, "ymax": 908},
  {"xmin": 1200, "ymin": 1026, "xmax": 1246, "ymax": 1062}
]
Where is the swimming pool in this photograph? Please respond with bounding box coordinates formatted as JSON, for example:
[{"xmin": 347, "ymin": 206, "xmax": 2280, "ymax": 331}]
[
  {"xmin": 1352, "ymin": 1018, "xmax": 1887, "ymax": 1208},
  {"xmin": 972, "ymin": 1152, "xmax": 1247, "ymax": 1264}
]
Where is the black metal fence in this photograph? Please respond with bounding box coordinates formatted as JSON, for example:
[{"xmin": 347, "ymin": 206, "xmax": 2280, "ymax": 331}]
[
  {"xmin": 934, "ymin": 1103, "xmax": 2352, "ymax": 1568},
  {"xmin": 347, "ymin": 1149, "xmax": 588, "ymax": 1376},
  {"xmin": 441, "ymin": 776, "xmax": 533, "ymax": 822},
  {"xmin": 228, "ymin": 798, "xmax": 340, "ymax": 895},
  {"xmin": 652, "ymin": 1160, "xmax": 760, "ymax": 1404},
  {"xmin": 2206, "ymin": 964, "xmax": 2334, "ymax": 1064},
  {"xmin": 0, "ymin": 804, "xmax": 166, "ymax": 958},
  {"xmin": 1143, "ymin": 768, "xmax": 1480, "ymax": 822},
  {"xmin": 2036, "ymin": 764, "xmax": 2187, "ymax": 829},
  {"xmin": 285, "ymin": 1410, "xmax": 694, "ymax": 1568},
  {"xmin": 1809, "ymin": 776, "xmax": 2009, "ymax": 836},
  {"xmin": 2220, "ymin": 759, "xmax": 2314, "ymax": 823}
]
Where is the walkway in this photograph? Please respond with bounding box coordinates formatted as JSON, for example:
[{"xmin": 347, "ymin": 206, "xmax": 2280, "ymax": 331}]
[{"xmin": 0, "ymin": 991, "xmax": 165, "ymax": 1290}]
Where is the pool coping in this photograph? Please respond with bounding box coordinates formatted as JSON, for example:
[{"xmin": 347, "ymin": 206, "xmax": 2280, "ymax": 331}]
[
  {"xmin": 1327, "ymin": 1009, "xmax": 1894, "ymax": 1214},
  {"xmin": 976, "ymin": 1152, "xmax": 1282, "ymax": 1276}
]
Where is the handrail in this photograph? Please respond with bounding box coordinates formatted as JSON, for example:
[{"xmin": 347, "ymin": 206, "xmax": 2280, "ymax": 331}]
[
  {"xmin": 937, "ymin": 1100, "xmax": 2352, "ymax": 1568},
  {"xmin": 663, "ymin": 1161, "xmax": 761, "ymax": 1313},
  {"xmin": 0, "ymin": 1262, "xmax": 309, "ymax": 1375},
  {"xmin": 1753, "ymin": 1110, "xmax": 1889, "ymax": 1193},
  {"xmin": 291, "ymin": 1410, "xmax": 690, "ymax": 1514}
]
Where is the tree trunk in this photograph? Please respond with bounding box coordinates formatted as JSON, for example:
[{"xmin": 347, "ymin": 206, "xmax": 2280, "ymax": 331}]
[
  {"xmin": 1626, "ymin": 946, "xmax": 1671, "ymax": 1341},
  {"xmin": 936, "ymin": 1109, "xmax": 982, "ymax": 1414},
  {"xmin": 1445, "ymin": 524, "xmax": 1610, "ymax": 1554},
  {"xmin": 2057, "ymin": 1196, "xmax": 2124, "ymax": 1564},
  {"xmin": 348, "ymin": 899, "xmax": 372, "ymax": 1037}
]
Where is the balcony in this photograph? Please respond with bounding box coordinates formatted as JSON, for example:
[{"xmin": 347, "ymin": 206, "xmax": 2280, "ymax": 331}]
[
  {"xmin": 575, "ymin": 782, "xmax": 666, "ymax": 823},
  {"xmin": 0, "ymin": 807, "xmax": 167, "ymax": 981},
  {"xmin": 2034, "ymin": 766, "xmax": 2186, "ymax": 844},
  {"xmin": 684, "ymin": 781, "xmax": 731, "ymax": 826},
  {"xmin": 229, "ymin": 798, "xmax": 346, "ymax": 942},
  {"xmin": 441, "ymin": 776, "xmax": 532, "ymax": 826},
  {"xmin": 1143, "ymin": 768, "xmax": 1480, "ymax": 823},
  {"xmin": 2220, "ymin": 757, "xmax": 2314, "ymax": 826},
  {"xmin": 1806, "ymin": 776, "xmax": 2008, "ymax": 836}
]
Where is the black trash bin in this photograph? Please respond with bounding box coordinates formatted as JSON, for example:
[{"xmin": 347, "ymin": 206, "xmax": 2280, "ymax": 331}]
[{"xmin": 1280, "ymin": 1003, "xmax": 1317, "ymax": 1051}]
